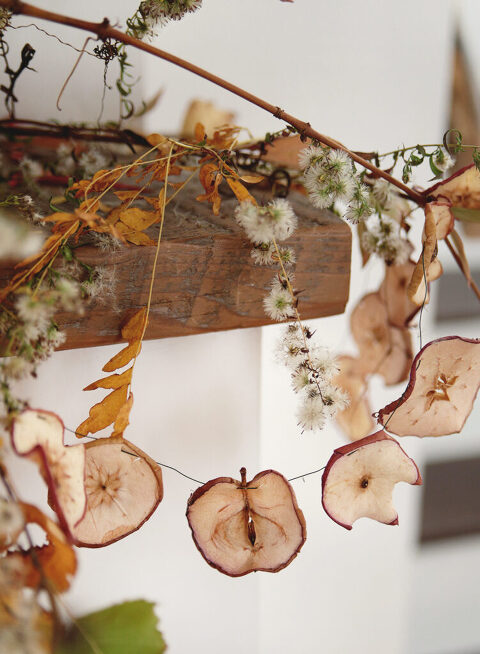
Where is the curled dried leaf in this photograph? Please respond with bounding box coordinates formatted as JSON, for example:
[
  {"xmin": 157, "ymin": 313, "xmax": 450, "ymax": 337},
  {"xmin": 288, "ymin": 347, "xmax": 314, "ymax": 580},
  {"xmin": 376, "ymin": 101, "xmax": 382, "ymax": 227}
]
[
  {"xmin": 426, "ymin": 163, "xmax": 480, "ymax": 208},
  {"xmin": 73, "ymin": 438, "xmax": 163, "ymax": 547},
  {"xmin": 187, "ymin": 468, "xmax": 306, "ymax": 577},
  {"xmin": 407, "ymin": 204, "xmax": 439, "ymax": 304},
  {"xmin": 377, "ymin": 336, "xmax": 480, "ymax": 437},
  {"xmin": 8, "ymin": 503, "xmax": 76, "ymax": 592}
]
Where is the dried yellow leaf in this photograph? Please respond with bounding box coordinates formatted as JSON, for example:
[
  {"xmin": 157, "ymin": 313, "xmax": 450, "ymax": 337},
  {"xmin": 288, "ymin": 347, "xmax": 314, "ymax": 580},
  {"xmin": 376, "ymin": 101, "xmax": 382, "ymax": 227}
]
[
  {"xmin": 83, "ymin": 367, "xmax": 133, "ymax": 391},
  {"xmin": 77, "ymin": 386, "xmax": 129, "ymax": 436}
]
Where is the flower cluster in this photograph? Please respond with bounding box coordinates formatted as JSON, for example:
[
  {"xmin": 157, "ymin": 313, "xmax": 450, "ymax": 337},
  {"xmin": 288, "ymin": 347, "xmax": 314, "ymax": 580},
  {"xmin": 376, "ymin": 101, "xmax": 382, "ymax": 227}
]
[
  {"xmin": 277, "ymin": 324, "xmax": 348, "ymax": 431},
  {"xmin": 300, "ymin": 145, "xmax": 372, "ymax": 223},
  {"xmin": 361, "ymin": 214, "xmax": 411, "ymax": 265},
  {"xmin": 0, "ymin": 8, "xmax": 11, "ymax": 34},
  {"xmin": 0, "ymin": 208, "xmax": 43, "ymax": 262},
  {"xmin": 129, "ymin": 0, "xmax": 202, "ymax": 39}
]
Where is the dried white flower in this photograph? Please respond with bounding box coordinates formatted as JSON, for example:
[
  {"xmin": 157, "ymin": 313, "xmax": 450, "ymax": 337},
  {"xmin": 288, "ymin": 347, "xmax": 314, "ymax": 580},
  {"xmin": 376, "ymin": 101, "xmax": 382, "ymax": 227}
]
[
  {"xmin": 56, "ymin": 143, "xmax": 75, "ymax": 177},
  {"xmin": 298, "ymin": 144, "xmax": 328, "ymax": 170},
  {"xmin": 433, "ymin": 148, "xmax": 455, "ymax": 174},
  {"xmin": 361, "ymin": 215, "xmax": 410, "ymax": 265},
  {"xmin": 291, "ymin": 364, "xmax": 312, "ymax": 393},
  {"xmin": 0, "ymin": 212, "xmax": 43, "ymax": 262},
  {"xmin": 309, "ymin": 346, "xmax": 338, "ymax": 378},
  {"xmin": 2, "ymin": 356, "xmax": 35, "ymax": 380},
  {"xmin": 235, "ymin": 199, "xmax": 297, "ymax": 245},
  {"xmin": 321, "ymin": 383, "xmax": 349, "ymax": 417},
  {"xmin": 297, "ymin": 395, "xmax": 325, "ymax": 431},
  {"xmin": 263, "ymin": 278, "xmax": 293, "ymax": 321},
  {"xmin": 19, "ymin": 157, "xmax": 43, "ymax": 180},
  {"xmin": 78, "ymin": 147, "xmax": 109, "ymax": 177}
]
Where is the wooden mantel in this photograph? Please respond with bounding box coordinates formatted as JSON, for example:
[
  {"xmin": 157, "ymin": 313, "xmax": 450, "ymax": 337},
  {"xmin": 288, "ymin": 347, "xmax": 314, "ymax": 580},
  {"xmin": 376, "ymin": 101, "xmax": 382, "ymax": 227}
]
[{"xmin": 0, "ymin": 189, "xmax": 351, "ymax": 350}]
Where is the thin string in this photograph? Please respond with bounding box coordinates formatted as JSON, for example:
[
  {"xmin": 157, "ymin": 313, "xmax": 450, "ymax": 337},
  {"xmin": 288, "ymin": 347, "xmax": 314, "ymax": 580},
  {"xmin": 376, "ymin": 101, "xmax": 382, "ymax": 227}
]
[
  {"xmin": 64, "ymin": 426, "xmax": 327, "ymax": 486},
  {"xmin": 11, "ymin": 24, "xmax": 97, "ymax": 57}
]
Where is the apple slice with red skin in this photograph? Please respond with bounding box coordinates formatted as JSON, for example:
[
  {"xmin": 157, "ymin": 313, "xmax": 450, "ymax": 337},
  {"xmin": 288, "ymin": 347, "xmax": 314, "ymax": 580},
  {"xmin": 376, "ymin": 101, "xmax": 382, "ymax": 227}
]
[
  {"xmin": 11, "ymin": 408, "xmax": 86, "ymax": 538},
  {"xmin": 187, "ymin": 467, "xmax": 306, "ymax": 577},
  {"xmin": 322, "ymin": 431, "xmax": 422, "ymax": 530},
  {"xmin": 425, "ymin": 163, "xmax": 480, "ymax": 208},
  {"xmin": 377, "ymin": 336, "xmax": 480, "ymax": 437},
  {"xmin": 72, "ymin": 437, "xmax": 163, "ymax": 547}
]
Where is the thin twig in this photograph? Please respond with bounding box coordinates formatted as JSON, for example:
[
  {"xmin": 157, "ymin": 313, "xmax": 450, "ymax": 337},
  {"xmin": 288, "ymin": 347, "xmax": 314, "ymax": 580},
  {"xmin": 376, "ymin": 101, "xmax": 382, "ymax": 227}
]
[
  {"xmin": 445, "ymin": 235, "xmax": 480, "ymax": 301},
  {"xmin": 1, "ymin": 0, "xmax": 425, "ymax": 204}
]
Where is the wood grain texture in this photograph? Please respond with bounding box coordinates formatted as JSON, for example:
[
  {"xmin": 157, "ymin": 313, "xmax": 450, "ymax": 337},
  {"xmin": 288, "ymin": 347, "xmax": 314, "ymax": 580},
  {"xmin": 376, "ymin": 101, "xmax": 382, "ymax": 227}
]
[{"xmin": 0, "ymin": 188, "xmax": 351, "ymax": 350}]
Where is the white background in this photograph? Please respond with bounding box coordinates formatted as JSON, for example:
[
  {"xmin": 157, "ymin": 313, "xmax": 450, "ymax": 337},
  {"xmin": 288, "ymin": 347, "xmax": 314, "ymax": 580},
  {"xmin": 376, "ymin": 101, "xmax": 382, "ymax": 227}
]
[{"xmin": 4, "ymin": 1, "xmax": 480, "ymax": 652}]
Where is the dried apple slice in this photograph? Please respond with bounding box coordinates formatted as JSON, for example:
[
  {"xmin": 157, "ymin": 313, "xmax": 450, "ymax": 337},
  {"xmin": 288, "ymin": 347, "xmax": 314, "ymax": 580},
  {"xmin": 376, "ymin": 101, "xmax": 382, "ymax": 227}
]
[
  {"xmin": 322, "ymin": 431, "xmax": 421, "ymax": 530},
  {"xmin": 351, "ymin": 292, "xmax": 413, "ymax": 385},
  {"xmin": 379, "ymin": 261, "xmax": 420, "ymax": 327},
  {"xmin": 72, "ymin": 437, "xmax": 163, "ymax": 547},
  {"xmin": 426, "ymin": 163, "xmax": 480, "ymax": 208},
  {"xmin": 333, "ymin": 356, "xmax": 374, "ymax": 441},
  {"xmin": 11, "ymin": 409, "xmax": 86, "ymax": 537},
  {"xmin": 377, "ymin": 336, "xmax": 480, "ymax": 437},
  {"xmin": 186, "ymin": 467, "xmax": 306, "ymax": 577}
]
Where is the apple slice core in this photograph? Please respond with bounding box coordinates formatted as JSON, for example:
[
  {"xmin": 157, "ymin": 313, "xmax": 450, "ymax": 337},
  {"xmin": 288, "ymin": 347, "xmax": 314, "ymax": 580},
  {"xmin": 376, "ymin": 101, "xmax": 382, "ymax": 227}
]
[{"xmin": 187, "ymin": 468, "xmax": 306, "ymax": 577}]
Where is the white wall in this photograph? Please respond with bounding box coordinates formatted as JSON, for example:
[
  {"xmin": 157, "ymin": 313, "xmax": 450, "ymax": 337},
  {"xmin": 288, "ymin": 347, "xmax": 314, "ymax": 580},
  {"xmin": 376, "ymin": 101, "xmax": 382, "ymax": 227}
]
[{"xmin": 7, "ymin": 1, "xmax": 480, "ymax": 653}]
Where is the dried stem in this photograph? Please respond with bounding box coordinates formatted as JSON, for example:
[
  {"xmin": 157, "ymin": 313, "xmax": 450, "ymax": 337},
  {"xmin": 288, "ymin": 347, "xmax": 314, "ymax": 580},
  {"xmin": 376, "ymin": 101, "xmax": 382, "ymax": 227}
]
[
  {"xmin": 445, "ymin": 235, "xmax": 480, "ymax": 301},
  {"xmin": 0, "ymin": 0, "xmax": 425, "ymax": 205}
]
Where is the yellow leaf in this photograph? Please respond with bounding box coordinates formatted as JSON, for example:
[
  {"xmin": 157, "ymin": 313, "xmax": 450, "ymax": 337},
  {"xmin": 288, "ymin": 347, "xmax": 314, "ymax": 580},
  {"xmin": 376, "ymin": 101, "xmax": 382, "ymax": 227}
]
[
  {"xmin": 118, "ymin": 207, "xmax": 159, "ymax": 231},
  {"xmin": 239, "ymin": 173, "xmax": 264, "ymax": 184},
  {"xmin": 77, "ymin": 386, "xmax": 129, "ymax": 436},
  {"xmin": 122, "ymin": 307, "xmax": 147, "ymax": 341},
  {"xmin": 147, "ymin": 133, "xmax": 167, "ymax": 147},
  {"xmin": 225, "ymin": 176, "xmax": 257, "ymax": 204},
  {"xmin": 111, "ymin": 393, "xmax": 134, "ymax": 437},
  {"xmin": 83, "ymin": 367, "xmax": 133, "ymax": 391},
  {"xmin": 114, "ymin": 190, "xmax": 142, "ymax": 202},
  {"xmin": 102, "ymin": 342, "xmax": 140, "ymax": 373},
  {"xmin": 126, "ymin": 232, "xmax": 157, "ymax": 246}
]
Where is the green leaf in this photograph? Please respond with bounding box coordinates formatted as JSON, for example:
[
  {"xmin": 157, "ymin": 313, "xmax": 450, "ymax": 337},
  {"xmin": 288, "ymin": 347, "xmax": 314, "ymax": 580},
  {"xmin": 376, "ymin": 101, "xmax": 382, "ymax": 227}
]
[
  {"xmin": 429, "ymin": 153, "xmax": 443, "ymax": 178},
  {"xmin": 451, "ymin": 207, "xmax": 480, "ymax": 223},
  {"xmin": 54, "ymin": 600, "xmax": 166, "ymax": 654}
]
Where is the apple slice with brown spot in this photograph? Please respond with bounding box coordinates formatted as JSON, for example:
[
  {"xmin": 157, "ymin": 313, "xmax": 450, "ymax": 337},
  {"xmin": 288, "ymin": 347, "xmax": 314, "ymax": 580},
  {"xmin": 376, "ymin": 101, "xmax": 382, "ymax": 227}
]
[
  {"xmin": 72, "ymin": 437, "xmax": 163, "ymax": 547},
  {"xmin": 186, "ymin": 467, "xmax": 306, "ymax": 577},
  {"xmin": 11, "ymin": 408, "xmax": 86, "ymax": 537},
  {"xmin": 377, "ymin": 336, "xmax": 480, "ymax": 437},
  {"xmin": 322, "ymin": 431, "xmax": 422, "ymax": 530},
  {"xmin": 333, "ymin": 356, "xmax": 374, "ymax": 441}
]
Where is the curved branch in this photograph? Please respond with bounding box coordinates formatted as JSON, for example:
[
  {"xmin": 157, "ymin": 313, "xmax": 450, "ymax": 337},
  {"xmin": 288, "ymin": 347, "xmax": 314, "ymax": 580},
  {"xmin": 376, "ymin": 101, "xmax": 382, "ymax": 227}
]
[{"xmin": 0, "ymin": 0, "xmax": 426, "ymax": 204}]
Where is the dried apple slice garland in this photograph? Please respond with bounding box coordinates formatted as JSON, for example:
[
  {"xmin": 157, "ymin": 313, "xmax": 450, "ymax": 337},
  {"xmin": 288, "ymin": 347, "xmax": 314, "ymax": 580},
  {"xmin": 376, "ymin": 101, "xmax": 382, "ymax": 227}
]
[
  {"xmin": 321, "ymin": 431, "xmax": 422, "ymax": 530},
  {"xmin": 186, "ymin": 467, "xmax": 306, "ymax": 577},
  {"xmin": 376, "ymin": 336, "xmax": 480, "ymax": 437},
  {"xmin": 72, "ymin": 437, "xmax": 163, "ymax": 548},
  {"xmin": 11, "ymin": 408, "xmax": 87, "ymax": 538}
]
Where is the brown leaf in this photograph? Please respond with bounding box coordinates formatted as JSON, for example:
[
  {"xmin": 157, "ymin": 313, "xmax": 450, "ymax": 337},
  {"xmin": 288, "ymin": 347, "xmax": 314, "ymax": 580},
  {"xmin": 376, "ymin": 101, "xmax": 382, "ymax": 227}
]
[
  {"xmin": 77, "ymin": 386, "xmax": 129, "ymax": 436},
  {"xmin": 84, "ymin": 367, "xmax": 133, "ymax": 391},
  {"xmin": 126, "ymin": 232, "xmax": 157, "ymax": 246},
  {"xmin": 118, "ymin": 207, "xmax": 159, "ymax": 231},
  {"xmin": 112, "ymin": 392, "xmax": 134, "ymax": 437},
  {"xmin": 102, "ymin": 342, "xmax": 140, "ymax": 373},
  {"xmin": 225, "ymin": 176, "xmax": 256, "ymax": 204},
  {"xmin": 122, "ymin": 307, "xmax": 147, "ymax": 341},
  {"xmin": 12, "ymin": 503, "xmax": 77, "ymax": 592},
  {"xmin": 407, "ymin": 204, "xmax": 438, "ymax": 304}
]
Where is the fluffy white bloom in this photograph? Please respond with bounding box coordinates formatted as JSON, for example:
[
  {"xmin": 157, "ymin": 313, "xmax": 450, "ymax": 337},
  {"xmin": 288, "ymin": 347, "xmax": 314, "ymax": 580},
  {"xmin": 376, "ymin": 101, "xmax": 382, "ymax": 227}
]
[
  {"xmin": 0, "ymin": 212, "xmax": 43, "ymax": 262},
  {"xmin": 303, "ymin": 150, "xmax": 356, "ymax": 209},
  {"xmin": 235, "ymin": 199, "xmax": 297, "ymax": 245},
  {"xmin": 434, "ymin": 148, "xmax": 455, "ymax": 173},
  {"xmin": 19, "ymin": 157, "xmax": 42, "ymax": 179},
  {"xmin": 321, "ymin": 383, "xmax": 349, "ymax": 417},
  {"xmin": 78, "ymin": 147, "xmax": 109, "ymax": 177},
  {"xmin": 56, "ymin": 143, "xmax": 75, "ymax": 176},
  {"xmin": 263, "ymin": 278, "xmax": 293, "ymax": 321},
  {"xmin": 297, "ymin": 395, "xmax": 325, "ymax": 431},
  {"xmin": 372, "ymin": 179, "xmax": 393, "ymax": 207},
  {"xmin": 251, "ymin": 243, "xmax": 275, "ymax": 265},
  {"xmin": 2, "ymin": 356, "xmax": 34, "ymax": 379},
  {"xmin": 344, "ymin": 183, "xmax": 372, "ymax": 224},
  {"xmin": 309, "ymin": 346, "xmax": 338, "ymax": 378},
  {"xmin": 57, "ymin": 277, "xmax": 81, "ymax": 311},
  {"xmin": 15, "ymin": 295, "xmax": 52, "ymax": 341},
  {"xmin": 298, "ymin": 144, "xmax": 327, "ymax": 170},
  {"xmin": 361, "ymin": 215, "xmax": 410, "ymax": 264},
  {"xmin": 291, "ymin": 364, "xmax": 312, "ymax": 393}
]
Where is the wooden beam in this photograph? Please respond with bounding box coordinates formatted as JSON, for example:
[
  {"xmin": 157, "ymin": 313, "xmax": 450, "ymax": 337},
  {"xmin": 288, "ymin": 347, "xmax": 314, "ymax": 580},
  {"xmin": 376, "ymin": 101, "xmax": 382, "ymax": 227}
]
[{"xmin": 0, "ymin": 189, "xmax": 351, "ymax": 350}]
